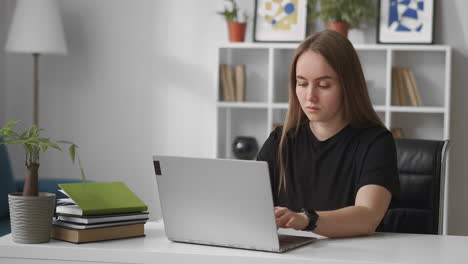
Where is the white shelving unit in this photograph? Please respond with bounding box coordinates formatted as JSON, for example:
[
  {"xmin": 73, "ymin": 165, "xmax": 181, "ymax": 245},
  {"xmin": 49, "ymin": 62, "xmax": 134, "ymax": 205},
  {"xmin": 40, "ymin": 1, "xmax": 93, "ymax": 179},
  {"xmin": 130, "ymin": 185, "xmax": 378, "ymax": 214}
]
[
  {"xmin": 215, "ymin": 42, "xmax": 451, "ymax": 156},
  {"xmin": 214, "ymin": 42, "xmax": 452, "ymax": 234}
]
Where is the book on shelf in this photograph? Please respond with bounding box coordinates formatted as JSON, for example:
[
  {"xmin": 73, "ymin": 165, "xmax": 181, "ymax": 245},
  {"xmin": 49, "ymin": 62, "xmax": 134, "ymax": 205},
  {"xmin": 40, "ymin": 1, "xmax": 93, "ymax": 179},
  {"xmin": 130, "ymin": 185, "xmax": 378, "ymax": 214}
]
[
  {"xmin": 396, "ymin": 68, "xmax": 408, "ymax": 106},
  {"xmin": 391, "ymin": 128, "xmax": 404, "ymax": 138},
  {"xmin": 220, "ymin": 64, "xmax": 246, "ymax": 102},
  {"xmin": 55, "ymin": 212, "xmax": 150, "ymax": 224},
  {"xmin": 391, "ymin": 68, "xmax": 400, "ymax": 105},
  {"xmin": 392, "ymin": 67, "xmax": 423, "ymax": 107},
  {"xmin": 226, "ymin": 64, "xmax": 236, "ymax": 101},
  {"xmin": 52, "ymin": 218, "xmax": 148, "ymax": 230},
  {"xmin": 235, "ymin": 64, "xmax": 245, "ymax": 102},
  {"xmin": 220, "ymin": 64, "xmax": 231, "ymax": 101},
  {"xmin": 221, "ymin": 64, "xmax": 236, "ymax": 101},
  {"xmin": 56, "ymin": 182, "xmax": 148, "ymax": 216},
  {"xmin": 51, "ymin": 223, "xmax": 145, "ymax": 244},
  {"xmin": 406, "ymin": 68, "xmax": 423, "ymax": 106}
]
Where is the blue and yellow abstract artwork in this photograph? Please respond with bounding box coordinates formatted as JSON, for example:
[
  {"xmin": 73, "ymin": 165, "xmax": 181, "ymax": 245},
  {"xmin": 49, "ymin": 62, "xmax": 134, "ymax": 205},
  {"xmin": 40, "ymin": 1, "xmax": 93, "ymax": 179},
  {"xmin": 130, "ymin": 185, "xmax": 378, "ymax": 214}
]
[
  {"xmin": 254, "ymin": 0, "xmax": 307, "ymax": 41},
  {"xmin": 262, "ymin": 0, "xmax": 299, "ymax": 31}
]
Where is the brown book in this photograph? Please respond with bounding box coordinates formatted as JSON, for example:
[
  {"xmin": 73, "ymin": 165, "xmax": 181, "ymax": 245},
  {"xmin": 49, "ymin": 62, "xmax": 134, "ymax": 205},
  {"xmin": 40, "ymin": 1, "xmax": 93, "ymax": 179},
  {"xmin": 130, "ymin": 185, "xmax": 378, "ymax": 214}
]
[
  {"xmin": 235, "ymin": 64, "xmax": 245, "ymax": 102},
  {"xmin": 391, "ymin": 128, "xmax": 404, "ymax": 138},
  {"xmin": 392, "ymin": 68, "xmax": 401, "ymax": 105},
  {"xmin": 395, "ymin": 68, "xmax": 408, "ymax": 106},
  {"xmin": 51, "ymin": 223, "xmax": 145, "ymax": 244},
  {"xmin": 220, "ymin": 64, "xmax": 230, "ymax": 101},
  {"xmin": 407, "ymin": 68, "xmax": 423, "ymax": 106},
  {"xmin": 401, "ymin": 68, "xmax": 419, "ymax": 106},
  {"xmin": 225, "ymin": 64, "xmax": 236, "ymax": 101},
  {"xmin": 397, "ymin": 68, "xmax": 409, "ymax": 105}
]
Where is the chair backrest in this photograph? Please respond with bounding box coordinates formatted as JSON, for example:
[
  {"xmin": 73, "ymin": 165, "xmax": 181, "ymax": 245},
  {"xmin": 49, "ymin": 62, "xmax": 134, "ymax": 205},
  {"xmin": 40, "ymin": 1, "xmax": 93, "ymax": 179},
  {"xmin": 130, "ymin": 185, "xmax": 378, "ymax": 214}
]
[
  {"xmin": 381, "ymin": 138, "xmax": 448, "ymax": 234},
  {"xmin": 0, "ymin": 138, "xmax": 16, "ymax": 219}
]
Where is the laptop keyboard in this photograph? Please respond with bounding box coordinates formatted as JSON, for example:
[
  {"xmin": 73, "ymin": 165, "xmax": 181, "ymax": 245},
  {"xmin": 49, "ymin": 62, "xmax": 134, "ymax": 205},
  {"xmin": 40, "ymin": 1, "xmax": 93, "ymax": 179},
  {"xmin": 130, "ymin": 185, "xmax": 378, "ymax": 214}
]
[{"xmin": 278, "ymin": 234, "xmax": 315, "ymax": 248}]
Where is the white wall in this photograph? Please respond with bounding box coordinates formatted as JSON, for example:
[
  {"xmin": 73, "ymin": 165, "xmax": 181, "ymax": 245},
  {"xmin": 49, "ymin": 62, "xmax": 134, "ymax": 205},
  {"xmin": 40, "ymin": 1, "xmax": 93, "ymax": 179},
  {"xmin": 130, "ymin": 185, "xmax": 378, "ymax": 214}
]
[
  {"xmin": 3, "ymin": 0, "xmax": 468, "ymax": 235},
  {"xmin": 0, "ymin": 0, "xmax": 6, "ymax": 125},
  {"xmin": 4, "ymin": 0, "xmax": 160, "ymax": 219}
]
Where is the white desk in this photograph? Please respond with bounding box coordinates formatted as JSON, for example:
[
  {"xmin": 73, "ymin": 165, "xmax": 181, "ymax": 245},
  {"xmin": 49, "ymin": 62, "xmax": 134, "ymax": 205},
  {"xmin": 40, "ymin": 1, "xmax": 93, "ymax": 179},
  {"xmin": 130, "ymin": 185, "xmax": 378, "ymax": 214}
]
[{"xmin": 0, "ymin": 221, "xmax": 467, "ymax": 264}]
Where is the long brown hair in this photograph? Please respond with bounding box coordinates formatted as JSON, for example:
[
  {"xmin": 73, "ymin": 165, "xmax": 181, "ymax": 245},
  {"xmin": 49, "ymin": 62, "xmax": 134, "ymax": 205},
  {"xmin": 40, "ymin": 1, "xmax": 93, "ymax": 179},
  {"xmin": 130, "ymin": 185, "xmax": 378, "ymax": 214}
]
[{"xmin": 277, "ymin": 30, "xmax": 384, "ymax": 193}]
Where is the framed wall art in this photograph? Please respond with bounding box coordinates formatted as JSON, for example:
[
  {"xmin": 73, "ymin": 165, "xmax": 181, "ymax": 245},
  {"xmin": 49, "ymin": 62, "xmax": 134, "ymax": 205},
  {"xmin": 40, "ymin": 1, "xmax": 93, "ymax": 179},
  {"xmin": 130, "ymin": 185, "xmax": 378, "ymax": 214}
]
[
  {"xmin": 377, "ymin": 0, "xmax": 435, "ymax": 44},
  {"xmin": 253, "ymin": 0, "xmax": 308, "ymax": 42}
]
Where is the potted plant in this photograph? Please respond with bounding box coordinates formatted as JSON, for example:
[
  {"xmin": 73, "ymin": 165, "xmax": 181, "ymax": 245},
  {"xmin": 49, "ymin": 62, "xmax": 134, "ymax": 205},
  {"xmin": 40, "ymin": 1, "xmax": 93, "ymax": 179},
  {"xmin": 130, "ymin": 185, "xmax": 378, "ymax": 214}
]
[
  {"xmin": 0, "ymin": 120, "xmax": 86, "ymax": 244},
  {"xmin": 311, "ymin": 0, "xmax": 376, "ymax": 36},
  {"xmin": 218, "ymin": 0, "xmax": 248, "ymax": 42}
]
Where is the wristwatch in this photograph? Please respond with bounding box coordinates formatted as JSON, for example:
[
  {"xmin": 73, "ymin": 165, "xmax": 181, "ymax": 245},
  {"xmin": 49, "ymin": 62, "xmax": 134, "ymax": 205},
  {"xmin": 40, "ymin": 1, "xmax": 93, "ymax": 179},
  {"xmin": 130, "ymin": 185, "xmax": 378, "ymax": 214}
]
[{"xmin": 301, "ymin": 208, "xmax": 319, "ymax": 231}]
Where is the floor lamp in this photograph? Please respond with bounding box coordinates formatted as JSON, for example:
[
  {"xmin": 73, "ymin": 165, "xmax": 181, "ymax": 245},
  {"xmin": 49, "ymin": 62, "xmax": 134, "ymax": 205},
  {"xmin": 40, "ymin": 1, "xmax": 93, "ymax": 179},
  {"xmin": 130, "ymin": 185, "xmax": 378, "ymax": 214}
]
[{"xmin": 5, "ymin": 0, "xmax": 68, "ymax": 126}]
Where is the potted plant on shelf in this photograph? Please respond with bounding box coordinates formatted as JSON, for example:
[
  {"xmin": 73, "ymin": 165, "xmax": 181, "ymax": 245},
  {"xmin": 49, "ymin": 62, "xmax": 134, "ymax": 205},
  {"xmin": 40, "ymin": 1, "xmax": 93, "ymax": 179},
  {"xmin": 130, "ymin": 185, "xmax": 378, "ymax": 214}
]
[
  {"xmin": 311, "ymin": 0, "xmax": 376, "ymax": 37},
  {"xmin": 218, "ymin": 0, "xmax": 248, "ymax": 42},
  {"xmin": 0, "ymin": 120, "xmax": 86, "ymax": 244}
]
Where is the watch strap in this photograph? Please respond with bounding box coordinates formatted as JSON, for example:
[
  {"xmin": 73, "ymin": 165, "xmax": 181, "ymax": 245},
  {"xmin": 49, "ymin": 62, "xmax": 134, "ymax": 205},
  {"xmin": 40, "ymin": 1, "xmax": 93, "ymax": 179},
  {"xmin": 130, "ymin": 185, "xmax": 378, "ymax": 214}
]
[{"xmin": 301, "ymin": 208, "xmax": 319, "ymax": 231}]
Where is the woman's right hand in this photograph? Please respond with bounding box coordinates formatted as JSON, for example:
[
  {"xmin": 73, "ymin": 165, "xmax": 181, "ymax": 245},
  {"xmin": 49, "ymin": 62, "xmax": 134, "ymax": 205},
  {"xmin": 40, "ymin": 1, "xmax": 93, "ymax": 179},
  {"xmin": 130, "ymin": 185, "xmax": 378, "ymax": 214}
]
[{"xmin": 274, "ymin": 206, "xmax": 309, "ymax": 230}]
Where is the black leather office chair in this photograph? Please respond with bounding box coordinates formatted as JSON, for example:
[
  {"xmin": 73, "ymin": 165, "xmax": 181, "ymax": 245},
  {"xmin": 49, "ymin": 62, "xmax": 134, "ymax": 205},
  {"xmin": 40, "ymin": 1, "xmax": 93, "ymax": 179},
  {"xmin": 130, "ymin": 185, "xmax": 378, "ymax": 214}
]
[{"xmin": 381, "ymin": 138, "xmax": 449, "ymax": 235}]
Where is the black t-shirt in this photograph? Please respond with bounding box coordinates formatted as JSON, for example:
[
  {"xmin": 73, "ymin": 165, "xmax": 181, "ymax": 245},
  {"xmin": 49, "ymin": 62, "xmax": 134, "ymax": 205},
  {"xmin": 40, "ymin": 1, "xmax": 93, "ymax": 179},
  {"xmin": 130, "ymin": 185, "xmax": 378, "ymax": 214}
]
[{"xmin": 257, "ymin": 122, "xmax": 400, "ymax": 213}]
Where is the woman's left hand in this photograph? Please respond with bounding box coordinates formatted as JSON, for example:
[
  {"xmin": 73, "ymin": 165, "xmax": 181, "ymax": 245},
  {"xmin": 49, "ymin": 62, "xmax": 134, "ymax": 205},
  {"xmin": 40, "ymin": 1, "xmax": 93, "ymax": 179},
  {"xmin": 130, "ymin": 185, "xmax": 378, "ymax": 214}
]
[{"xmin": 274, "ymin": 206, "xmax": 309, "ymax": 230}]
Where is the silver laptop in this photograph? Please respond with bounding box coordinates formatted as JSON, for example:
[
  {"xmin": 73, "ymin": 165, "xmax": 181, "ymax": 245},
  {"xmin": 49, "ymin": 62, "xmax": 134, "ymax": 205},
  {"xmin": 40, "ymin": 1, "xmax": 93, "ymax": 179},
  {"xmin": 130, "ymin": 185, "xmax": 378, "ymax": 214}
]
[{"xmin": 153, "ymin": 155, "xmax": 315, "ymax": 253}]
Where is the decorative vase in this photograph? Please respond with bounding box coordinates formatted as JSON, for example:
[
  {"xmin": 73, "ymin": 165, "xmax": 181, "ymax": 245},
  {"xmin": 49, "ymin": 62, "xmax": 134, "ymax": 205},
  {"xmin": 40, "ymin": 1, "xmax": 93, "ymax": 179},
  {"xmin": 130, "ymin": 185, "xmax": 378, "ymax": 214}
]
[
  {"xmin": 227, "ymin": 22, "xmax": 246, "ymax": 42},
  {"xmin": 8, "ymin": 192, "xmax": 56, "ymax": 244},
  {"xmin": 326, "ymin": 21, "xmax": 349, "ymax": 37},
  {"xmin": 232, "ymin": 136, "xmax": 259, "ymax": 160}
]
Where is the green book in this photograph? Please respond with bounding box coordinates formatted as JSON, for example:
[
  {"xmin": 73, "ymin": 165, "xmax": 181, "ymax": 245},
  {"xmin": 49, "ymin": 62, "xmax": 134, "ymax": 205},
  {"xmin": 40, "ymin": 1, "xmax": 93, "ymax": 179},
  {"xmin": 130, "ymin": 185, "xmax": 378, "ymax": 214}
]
[{"xmin": 56, "ymin": 182, "xmax": 148, "ymax": 216}]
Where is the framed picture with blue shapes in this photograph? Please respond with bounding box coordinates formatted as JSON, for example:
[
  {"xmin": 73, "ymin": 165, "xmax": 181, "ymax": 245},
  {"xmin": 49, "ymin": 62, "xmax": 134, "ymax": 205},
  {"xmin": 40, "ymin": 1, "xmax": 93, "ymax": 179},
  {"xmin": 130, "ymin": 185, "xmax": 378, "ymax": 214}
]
[
  {"xmin": 253, "ymin": 0, "xmax": 308, "ymax": 42},
  {"xmin": 377, "ymin": 0, "xmax": 434, "ymax": 44}
]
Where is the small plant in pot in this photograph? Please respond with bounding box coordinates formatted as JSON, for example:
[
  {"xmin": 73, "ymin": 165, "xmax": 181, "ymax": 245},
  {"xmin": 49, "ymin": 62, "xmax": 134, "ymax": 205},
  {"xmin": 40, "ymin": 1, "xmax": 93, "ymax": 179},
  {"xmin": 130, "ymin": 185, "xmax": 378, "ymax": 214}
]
[
  {"xmin": 218, "ymin": 0, "xmax": 248, "ymax": 42},
  {"xmin": 0, "ymin": 120, "xmax": 85, "ymax": 244},
  {"xmin": 310, "ymin": 0, "xmax": 376, "ymax": 36}
]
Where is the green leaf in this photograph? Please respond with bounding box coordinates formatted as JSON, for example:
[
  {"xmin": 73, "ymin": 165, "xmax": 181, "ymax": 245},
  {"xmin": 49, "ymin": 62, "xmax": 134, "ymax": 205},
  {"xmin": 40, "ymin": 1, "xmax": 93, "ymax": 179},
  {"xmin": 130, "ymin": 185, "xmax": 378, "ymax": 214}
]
[
  {"xmin": 78, "ymin": 157, "xmax": 86, "ymax": 182},
  {"xmin": 24, "ymin": 143, "xmax": 33, "ymax": 154},
  {"xmin": 69, "ymin": 145, "xmax": 76, "ymax": 163},
  {"xmin": 313, "ymin": 0, "xmax": 376, "ymax": 28},
  {"xmin": 39, "ymin": 143, "xmax": 48, "ymax": 152},
  {"xmin": 25, "ymin": 137, "xmax": 40, "ymax": 146},
  {"xmin": 28, "ymin": 125, "xmax": 39, "ymax": 137},
  {"xmin": 47, "ymin": 141, "xmax": 62, "ymax": 151},
  {"xmin": 20, "ymin": 131, "xmax": 28, "ymax": 138},
  {"xmin": 37, "ymin": 137, "xmax": 50, "ymax": 143},
  {"xmin": 0, "ymin": 139, "xmax": 28, "ymax": 145},
  {"xmin": 4, "ymin": 120, "xmax": 21, "ymax": 129}
]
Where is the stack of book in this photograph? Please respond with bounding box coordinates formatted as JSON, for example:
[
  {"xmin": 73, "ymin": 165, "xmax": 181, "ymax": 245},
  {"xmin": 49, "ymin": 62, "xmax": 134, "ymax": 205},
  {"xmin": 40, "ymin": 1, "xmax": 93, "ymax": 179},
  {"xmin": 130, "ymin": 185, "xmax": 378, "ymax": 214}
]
[
  {"xmin": 392, "ymin": 67, "xmax": 423, "ymax": 106},
  {"xmin": 51, "ymin": 182, "xmax": 149, "ymax": 244},
  {"xmin": 220, "ymin": 64, "xmax": 246, "ymax": 102}
]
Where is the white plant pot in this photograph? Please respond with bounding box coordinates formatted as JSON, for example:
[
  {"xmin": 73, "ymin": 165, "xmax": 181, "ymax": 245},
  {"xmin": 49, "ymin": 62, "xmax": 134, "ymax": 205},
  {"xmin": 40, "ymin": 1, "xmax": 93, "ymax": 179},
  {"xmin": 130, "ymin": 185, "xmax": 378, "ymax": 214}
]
[{"xmin": 8, "ymin": 192, "xmax": 56, "ymax": 244}]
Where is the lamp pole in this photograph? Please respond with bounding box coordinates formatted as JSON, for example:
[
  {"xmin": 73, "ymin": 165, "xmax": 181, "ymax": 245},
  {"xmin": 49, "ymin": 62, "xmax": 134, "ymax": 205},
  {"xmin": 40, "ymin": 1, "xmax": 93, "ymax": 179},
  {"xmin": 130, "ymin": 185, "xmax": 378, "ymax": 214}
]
[{"xmin": 33, "ymin": 53, "xmax": 40, "ymax": 126}]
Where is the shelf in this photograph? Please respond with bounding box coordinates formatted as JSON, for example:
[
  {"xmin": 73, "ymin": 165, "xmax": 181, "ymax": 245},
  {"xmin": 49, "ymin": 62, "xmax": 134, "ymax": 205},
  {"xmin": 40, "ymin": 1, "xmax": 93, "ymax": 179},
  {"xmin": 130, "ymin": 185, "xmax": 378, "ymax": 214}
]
[
  {"xmin": 220, "ymin": 104, "xmax": 443, "ymax": 113},
  {"xmin": 217, "ymin": 102, "xmax": 269, "ymax": 109},
  {"xmin": 217, "ymin": 108, "xmax": 268, "ymax": 159},
  {"xmin": 218, "ymin": 42, "xmax": 450, "ymax": 52},
  {"xmin": 373, "ymin": 105, "xmax": 386, "ymax": 111},
  {"xmin": 389, "ymin": 106, "xmax": 446, "ymax": 113},
  {"xmin": 272, "ymin": 104, "xmax": 386, "ymax": 111},
  {"xmin": 391, "ymin": 112, "xmax": 444, "ymax": 140},
  {"xmin": 216, "ymin": 43, "xmax": 451, "ymax": 156},
  {"xmin": 218, "ymin": 42, "xmax": 298, "ymax": 49},
  {"xmin": 272, "ymin": 103, "xmax": 288, "ymax": 109}
]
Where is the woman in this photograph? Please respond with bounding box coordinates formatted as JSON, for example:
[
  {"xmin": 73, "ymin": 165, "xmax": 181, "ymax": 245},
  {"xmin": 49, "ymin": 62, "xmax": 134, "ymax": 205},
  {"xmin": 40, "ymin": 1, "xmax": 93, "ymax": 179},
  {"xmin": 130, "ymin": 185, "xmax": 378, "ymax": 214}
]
[{"xmin": 257, "ymin": 30, "xmax": 400, "ymax": 238}]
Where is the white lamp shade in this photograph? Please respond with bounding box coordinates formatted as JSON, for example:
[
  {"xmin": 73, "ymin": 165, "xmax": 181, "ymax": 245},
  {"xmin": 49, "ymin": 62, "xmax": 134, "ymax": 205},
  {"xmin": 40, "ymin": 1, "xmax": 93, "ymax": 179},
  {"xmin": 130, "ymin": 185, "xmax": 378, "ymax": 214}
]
[{"xmin": 5, "ymin": 0, "xmax": 67, "ymax": 54}]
